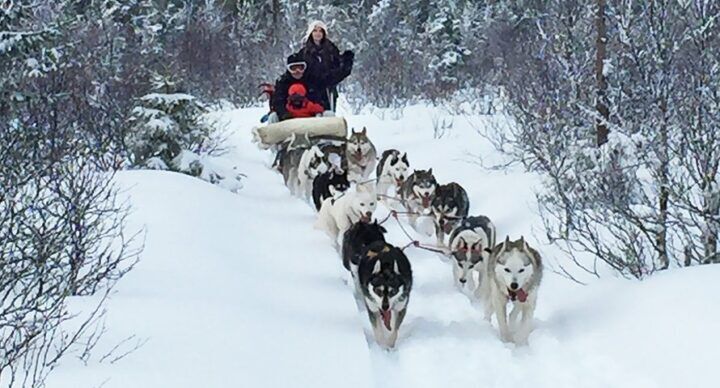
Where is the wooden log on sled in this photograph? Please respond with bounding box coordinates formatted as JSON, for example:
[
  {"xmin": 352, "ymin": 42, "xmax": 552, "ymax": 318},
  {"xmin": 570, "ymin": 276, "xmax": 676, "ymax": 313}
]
[{"xmin": 253, "ymin": 116, "xmax": 347, "ymax": 147}]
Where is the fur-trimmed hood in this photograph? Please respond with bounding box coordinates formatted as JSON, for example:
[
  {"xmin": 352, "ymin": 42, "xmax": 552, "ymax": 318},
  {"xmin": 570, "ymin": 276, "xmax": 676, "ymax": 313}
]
[{"xmin": 304, "ymin": 20, "xmax": 328, "ymax": 41}]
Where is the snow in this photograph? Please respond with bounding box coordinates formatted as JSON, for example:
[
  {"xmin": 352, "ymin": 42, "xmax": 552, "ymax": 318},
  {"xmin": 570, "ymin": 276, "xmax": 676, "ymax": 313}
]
[{"xmin": 45, "ymin": 104, "xmax": 720, "ymax": 388}]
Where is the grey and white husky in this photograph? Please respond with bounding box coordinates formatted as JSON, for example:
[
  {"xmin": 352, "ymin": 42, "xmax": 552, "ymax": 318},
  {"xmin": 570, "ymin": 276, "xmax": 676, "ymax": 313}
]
[
  {"xmin": 274, "ymin": 132, "xmax": 310, "ymax": 173},
  {"xmin": 487, "ymin": 236, "xmax": 543, "ymax": 345},
  {"xmin": 448, "ymin": 216, "xmax": 496, "ymax": 295},
  {"xmin": 431, "ymin": 182, "xmax": 469, "ymax": 246},
  {"xmin": 399, "ymin": 169, "xmax": 438, "ymax": 228},
  {"xmin": 376, "ymin": 149, "xmax": 409, "ymax": 207},
  {"xmin": 280, "ymin": 134, "xmax": 313, "ymax": 195},
  {"xmin": 357, "ymin": 241, "xmax": 412, "ymax": 349},
  {"xmin": 346, "ymin": 127, "xmax": 377, "ymax": 183}
]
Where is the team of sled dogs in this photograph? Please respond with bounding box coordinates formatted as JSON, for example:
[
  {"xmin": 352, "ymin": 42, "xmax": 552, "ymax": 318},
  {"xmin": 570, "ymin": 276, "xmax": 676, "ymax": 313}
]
[{"xmin": 269, "ymin": 127, "xmax": 543, "ymax": 349}]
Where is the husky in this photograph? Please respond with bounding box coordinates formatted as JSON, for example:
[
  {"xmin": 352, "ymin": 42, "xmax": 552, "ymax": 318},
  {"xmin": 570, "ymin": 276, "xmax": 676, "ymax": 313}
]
[
  {"xmin": 448, "ymin": 216, "xmax": 496, "ymax": 295},
  {"xmin": 273, "ymin": 133, "xmax": 310, "ymax": 173},
  {"xmin": 346, "ymin": 127, "xmax": 377, "ymax": 183},
  {"xmin": 280, "ymin": 137, "xmax": 313, "ymax": 196},
  {"xmin": 318, "ymin": 142, "xmax": 347, "ymax": 174},
  {"xmin": 342, "ymin": 220, "xmax": 387, "ymax": 271},
  {"xmin": 399, "ymin": 169, "xmax": 438, "ymax": 228},
  {"xmin": 376, "ymin": 149, "xmax": 409, "ymax": 206},
  {"xmin": 297, "ymin": 145, "xmax": 329, "ymax": 200},
  {"xmin": 312, "ymin": 170, "xmax": 350, "ymax": 211},
  {"xmin": 431, "ymin": 182, "xmax": 470, "ymax": 246},
  {"xmin": 314, "ymin": 184, "xmax": 377, "ymax": 248},
  {"xmin": 487, "ymin": 236, "xmax": 543, "ymax": 344},
  {"xmin": 357, "ymin": 241, "xmax": 412, "ymax": 349}
]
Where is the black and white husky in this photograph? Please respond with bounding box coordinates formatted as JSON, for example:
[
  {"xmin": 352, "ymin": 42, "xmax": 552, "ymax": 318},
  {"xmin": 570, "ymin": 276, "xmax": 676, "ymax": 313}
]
[
  {"xmin": 346, "ymin": 127, "xmax": 377, "ymax": 183},
  {"xmin": 487, "ymin": 236, "xmax": 543, "ymax": 344},
  {"xmin": 342, "ymin": 220, "xmax": 387, "ymax": 272},
  {"xmin": 357, "ymin": 241, "xmax": 412, "ymax": 349},
  {"xmin": 376, "ymin": 149, "xmax": 409, "ymax": 207},
  {"xmin": 312, "ymin": 170, "xmax": 350, "ymax": 211},
  {"xmin": 448, "ymin": 215, "xmax": 496, "ymax": 294},
  {"xmin": 297, "ymin": 145, "xmax": 329, "ymax": 200},
  {"xmin": 280, "ymin": 136, "xmax": 313, "ymax": 195},
  {"xmin": 342, "ymin": 221, "xmax": 388, "ymax": 297},
  {"xmin": 399, "ymin": 169, "xmax": 438, "ymax": 228},
  {"xmin": 431, "ymin": 182, "xmax": 469, "ymax": 246}
]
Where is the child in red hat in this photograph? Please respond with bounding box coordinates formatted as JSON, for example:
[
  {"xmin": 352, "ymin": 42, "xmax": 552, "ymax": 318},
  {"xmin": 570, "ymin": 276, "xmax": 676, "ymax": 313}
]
[{"xmin": 285, "ymin": 83, "xmax": 325, "ymax": 118}]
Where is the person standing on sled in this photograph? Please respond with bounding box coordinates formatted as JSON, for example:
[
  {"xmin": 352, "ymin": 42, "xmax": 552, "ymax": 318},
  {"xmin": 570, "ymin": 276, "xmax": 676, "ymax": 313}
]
[
  {"xmin": 299, "ymin": 20, "xmax": 348, "ymax": 112},
  {"xmin": 268, "ymin": 50, "xmax": 353, "ymax": 123}
]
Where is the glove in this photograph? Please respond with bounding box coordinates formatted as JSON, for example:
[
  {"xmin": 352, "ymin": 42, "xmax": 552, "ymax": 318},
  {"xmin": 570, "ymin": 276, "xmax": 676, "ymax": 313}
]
[{"xmin": 342, "ymin": 50, "xmax": 355, "ymax": 62}]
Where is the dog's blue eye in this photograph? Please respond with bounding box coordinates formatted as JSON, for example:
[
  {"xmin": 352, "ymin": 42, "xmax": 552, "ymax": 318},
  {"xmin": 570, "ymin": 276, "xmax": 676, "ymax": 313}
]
[{"xmin": 504, "ymin": 268, "xmax": 511, "ymax": 273}]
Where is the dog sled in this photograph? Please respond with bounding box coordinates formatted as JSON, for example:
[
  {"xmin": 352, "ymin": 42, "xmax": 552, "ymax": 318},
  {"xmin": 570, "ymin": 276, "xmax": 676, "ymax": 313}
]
[{"xmin": 252, "ymin": 116, "xmax": 348, "ymax": 148}]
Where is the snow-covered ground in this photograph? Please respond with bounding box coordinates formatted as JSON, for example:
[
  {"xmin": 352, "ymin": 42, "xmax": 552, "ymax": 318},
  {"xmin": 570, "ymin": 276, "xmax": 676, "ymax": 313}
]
[{"xmin": 48, "ymin": 104, "xmax": 720, "ymax": 388}]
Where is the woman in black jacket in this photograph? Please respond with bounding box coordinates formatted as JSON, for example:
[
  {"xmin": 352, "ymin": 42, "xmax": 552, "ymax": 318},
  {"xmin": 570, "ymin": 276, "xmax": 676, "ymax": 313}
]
[{"xmin": 299, "ymin": 21, "xmax": 349, "ymax": 112}]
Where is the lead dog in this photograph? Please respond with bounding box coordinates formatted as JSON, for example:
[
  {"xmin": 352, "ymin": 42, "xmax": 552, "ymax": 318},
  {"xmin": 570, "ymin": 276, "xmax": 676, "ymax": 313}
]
[
  {"xmin": 487, "ymin": 236, "xmax": 543, "ymax": 344},
  {"xmin": 448, "ymin": 215, "xmax": 496, "ymax": 294},
  {"xmin": 357, "ymin": 241, "xmax": 412, "ymax": 349}
]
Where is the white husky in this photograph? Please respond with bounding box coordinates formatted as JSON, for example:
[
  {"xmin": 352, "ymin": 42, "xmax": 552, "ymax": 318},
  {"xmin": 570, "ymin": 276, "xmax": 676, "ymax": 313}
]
[
  {"xmin": 314, "ymin": 183, "xmax": 377, "ymax": 248},
  {"xmin": 486, "ymin": 236, "xmax": 543, "ymax": 345},
  {"xmin": 297, "ymin": 145, "xmax": 328, "ymax": 201}
]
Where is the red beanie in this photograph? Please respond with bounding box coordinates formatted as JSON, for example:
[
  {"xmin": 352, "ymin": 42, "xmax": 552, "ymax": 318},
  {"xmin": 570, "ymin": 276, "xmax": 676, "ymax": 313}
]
[{"xmin": 288, "ymin": 83, "xmax": 307, "ymax": 96}]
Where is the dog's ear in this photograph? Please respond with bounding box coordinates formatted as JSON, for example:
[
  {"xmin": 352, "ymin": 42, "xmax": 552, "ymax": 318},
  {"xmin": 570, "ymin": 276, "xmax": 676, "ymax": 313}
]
[
  {"xmin": 402, "ymin": 152, "xmax": 409, "ymax": 165},
  {"xmin": 428, "ymin": 168, "xmax": 433, "ymax": 175},
  {"xmin": 379, "ymin": 225, "xmax": 387, "ymax": 234},
  {"xmin": 361, "ymin": 127, "xmax": 367, "ymax": 135},
  {"xmin": 372, "ymin": 259, "xmax": 381, "ymax": 274}
]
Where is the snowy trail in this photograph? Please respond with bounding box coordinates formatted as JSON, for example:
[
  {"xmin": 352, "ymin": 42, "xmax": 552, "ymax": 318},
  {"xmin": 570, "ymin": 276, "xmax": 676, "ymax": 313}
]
[
  {"xmin": 47, "ymin": 106, "xmax": 720, "ymax": 388},
  {"xmin": 220, "ymin": 108, "xmax": 644, "ymax": 387},
  {"xmin": 220, "ymin": 106, "xmax": 719, "ymax": 388}
]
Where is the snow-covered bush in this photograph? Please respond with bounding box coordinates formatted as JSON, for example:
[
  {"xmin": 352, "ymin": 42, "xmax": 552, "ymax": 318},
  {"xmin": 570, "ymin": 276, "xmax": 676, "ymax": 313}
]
[{"xmin": 127, "ymin": 74, "xmax": 243, "ymax": 192}]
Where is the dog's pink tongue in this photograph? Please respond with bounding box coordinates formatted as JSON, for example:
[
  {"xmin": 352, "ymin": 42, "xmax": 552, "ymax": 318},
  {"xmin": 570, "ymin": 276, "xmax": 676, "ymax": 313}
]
[
  {"xmin": 517, "ymin": 289, "xmax": 528, "ymax": 303},
  {"xmin": 380, "ymin": 309, "xmax": 392, "ymax": 331},
  {"xmin": 422, "ymin": 196, "xmax": 430, "ymax": 208}
]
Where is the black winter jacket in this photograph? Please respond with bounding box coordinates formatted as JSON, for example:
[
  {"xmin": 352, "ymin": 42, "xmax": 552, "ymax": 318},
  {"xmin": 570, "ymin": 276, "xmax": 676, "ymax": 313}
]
[
  {"xmin": 272, "ymin": 53, "xmax": 353, "ymax": 121},
  {"xmin": 299, "ymin": 39, "xmax": 345, "ymax": 110}
]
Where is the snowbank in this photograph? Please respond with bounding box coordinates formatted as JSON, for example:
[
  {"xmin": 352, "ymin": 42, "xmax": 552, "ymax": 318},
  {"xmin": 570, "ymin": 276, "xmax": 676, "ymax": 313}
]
[{"xmin": 46, "ymin": 105, "xmax": 719, "ymax": 388}]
